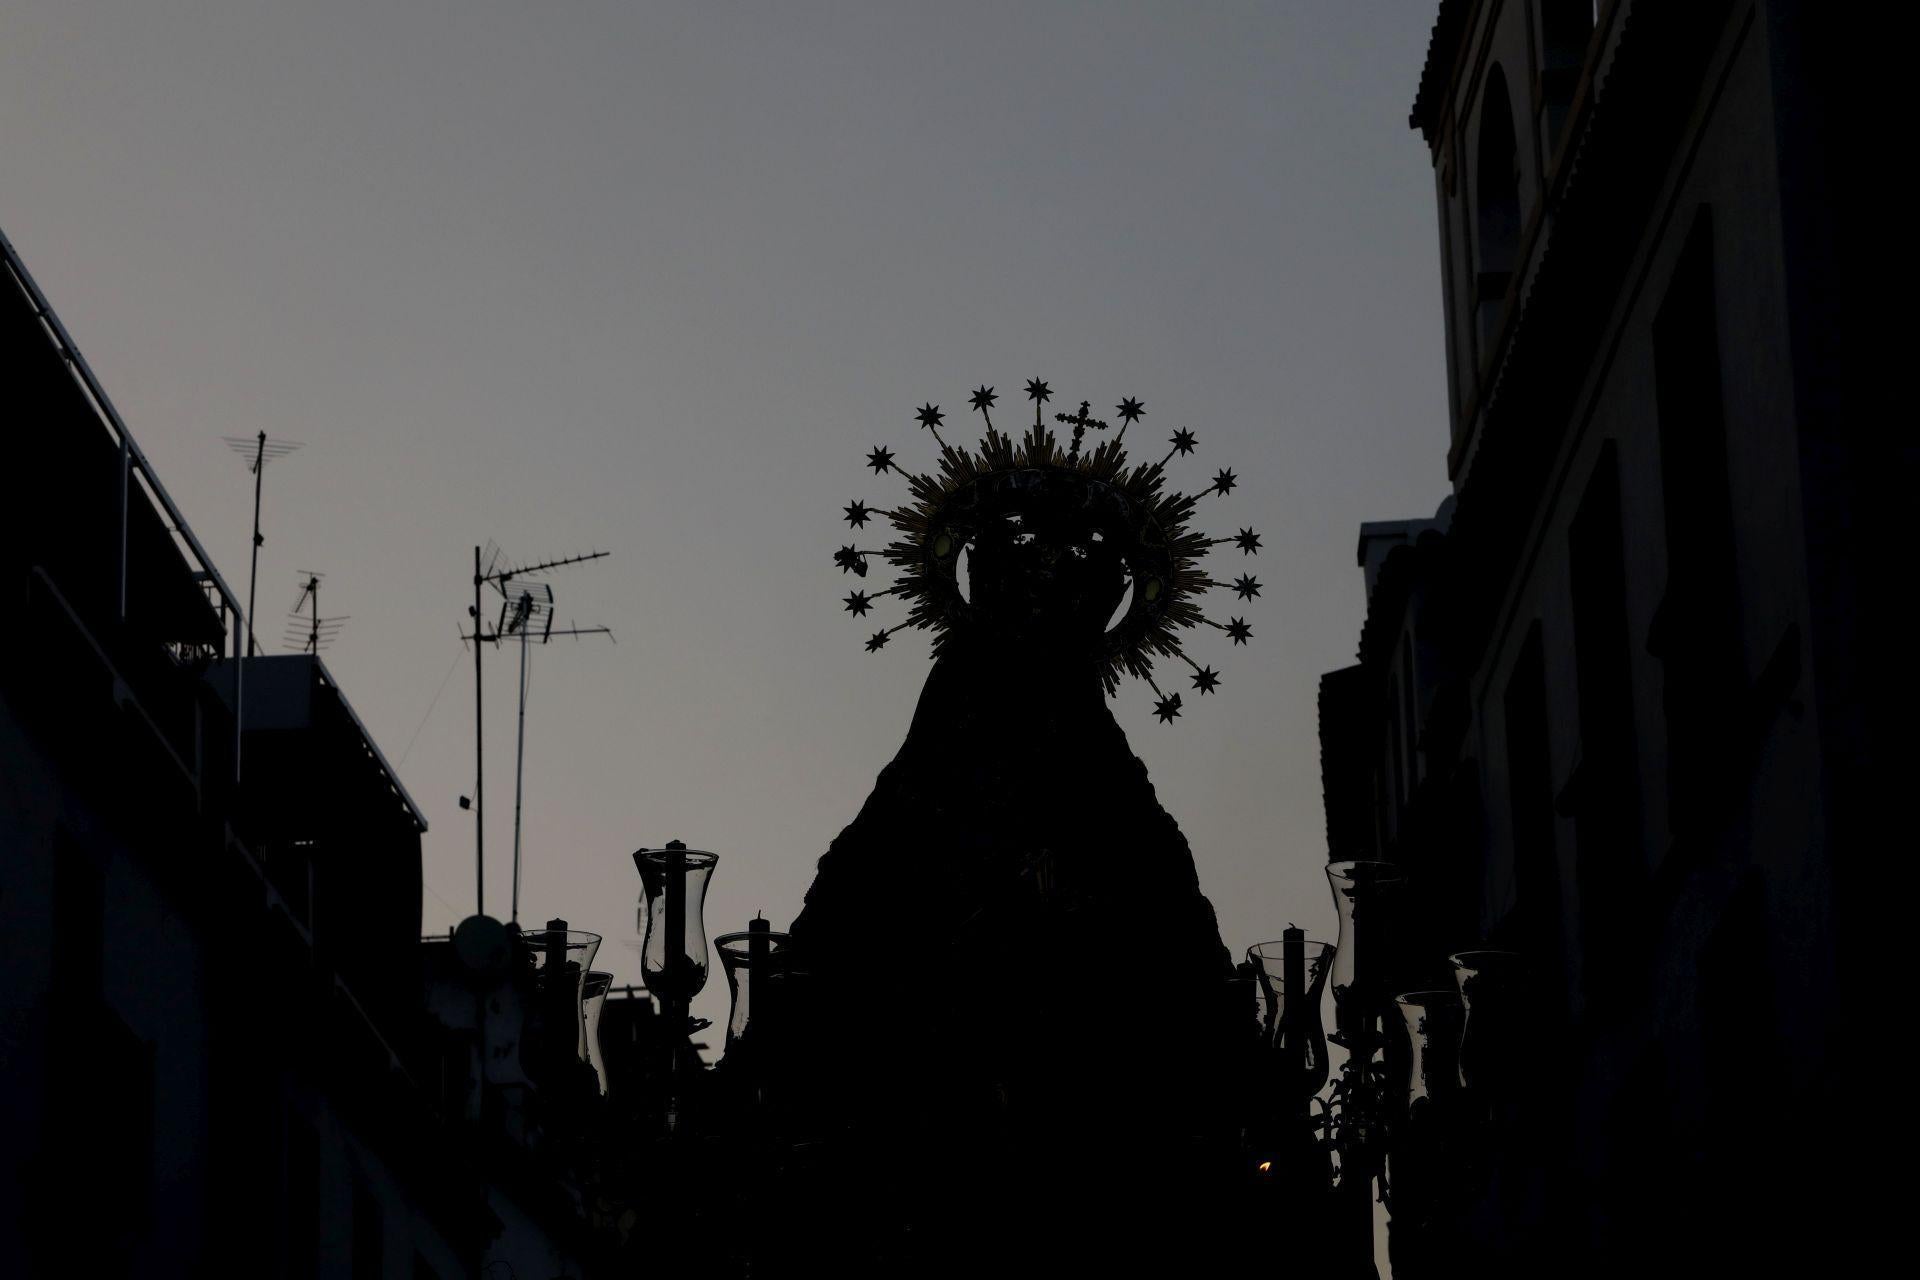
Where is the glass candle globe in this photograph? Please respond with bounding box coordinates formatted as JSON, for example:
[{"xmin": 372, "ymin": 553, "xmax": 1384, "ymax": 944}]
[
  {"xmin": 582, "ymin": 969, "xmax": 613, "ymax": 1093},
  {"xmin": 1395, "ymin": 989, "xmax": 1465, "ymax": 1114},
  {"xmin": 716, "ymin": 925, "xmax": 790, "ymax": 1059},
  {"xmin": 516, "ymin": 923, "xmax": 601, "ymax": 1083},
  {"xmin": 1325, "ymin": 860, "xmax": 1406, "ymax": 1022},
  {"xmin": 1450, "ymin": 950, "xmax": 1522, "ymax": 1091},
  {"xmin": 634, "ymin": 843, "xmax": 718, "ymax": 1004},
  {"xmin": 1248, "ymin": 935, "xmax": 1335, "ymax": 1101}
]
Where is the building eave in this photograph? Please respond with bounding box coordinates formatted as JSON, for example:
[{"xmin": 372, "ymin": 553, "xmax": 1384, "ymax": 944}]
[{"xmin": 1410, "ymin": 0, "xmax": 1475, "ymax": 143}]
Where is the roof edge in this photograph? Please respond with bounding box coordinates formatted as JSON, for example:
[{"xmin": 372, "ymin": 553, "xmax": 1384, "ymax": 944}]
[{"xmin": 1410, "ymin": 0, "xmax": 1476, "ymax": 142}]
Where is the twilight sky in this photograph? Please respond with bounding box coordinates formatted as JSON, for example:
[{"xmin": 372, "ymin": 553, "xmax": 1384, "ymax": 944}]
[{"xmin": 2, "ymin": 0, "xmax": 1447, "ymax": 1036}]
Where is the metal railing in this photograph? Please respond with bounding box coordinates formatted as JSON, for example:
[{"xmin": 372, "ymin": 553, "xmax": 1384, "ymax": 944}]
[{"xmin": 3, "ymin": 222, "xmax": 248, "ymax": 781}]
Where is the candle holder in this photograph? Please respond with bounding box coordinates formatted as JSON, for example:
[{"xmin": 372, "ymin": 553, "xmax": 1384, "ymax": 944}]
[
  {"xmin": 515, "ymin": 920, "xmax": 602, "ymax": 1100},
  {"xmin": 1326, "ymin": 860, "xmax": 1407, "ymax": 1037},
  {"xmin": 1322, "ymin": 861, "xmax": 1407, "ymax": 1280},
  {"xmin": 1394, "ymin": 990, "xmax": 1465, "ymax": 1117},
  {"xmin": 1249, "ymin": 875, "xmax": 1519, "ymax": 1276},
  {"xmin": 716, "ymin": 921, "xmax": 790, "ymax": 1060},
  {"xmin": 716, "ymin": 920, "xmax": 791, "ymax": 1120},
  {"xmin": 582, "ymin": 969, "xmax": 614, "ymax": 1095},
  {"xmin": 1387, "ymin": 988, "xmax": 1468, "ymax": 1278},
  {"xmin": 635, "ymin": 843, "xmax": 719, "ymax": 1007},
  {"xmin": 633, "ymin": 842, "xmax": 719, "ymax": 1132},
  {"xmin": 1449, "ymin": 950, "xmax": 1522, "ymax": 1093},
  {"xmin": 1248, "ymin": 934, "xmax": 1334, "ymax": 1104}
]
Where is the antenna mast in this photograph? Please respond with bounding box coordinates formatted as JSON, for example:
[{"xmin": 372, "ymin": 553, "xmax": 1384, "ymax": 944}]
[
  {"xmin": 464, "ymin": 545, "xmax": 613, "ymax": 922},
  {"xmin": 222, "ymin": 432, "xmax": 303, "ymax": 656},
  {"xmin": 283, "ymin": 571, "xmax": 347, "ymax": 654}
]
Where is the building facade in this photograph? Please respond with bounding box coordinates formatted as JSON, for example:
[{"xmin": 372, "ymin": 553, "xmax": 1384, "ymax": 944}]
[
  {"xmin": 1322, "ymin": 0, "xmax": 1874, "ymax": 1269},
  {"xmin": 0, "ymin": 230, "xmax": 594, "ymax": 1277}
]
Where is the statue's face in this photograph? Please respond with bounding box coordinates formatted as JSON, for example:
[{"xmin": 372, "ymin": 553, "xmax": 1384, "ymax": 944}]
[{"xmin": 967, "ymin": 508, "xmax": 1128, "ymax": 648}]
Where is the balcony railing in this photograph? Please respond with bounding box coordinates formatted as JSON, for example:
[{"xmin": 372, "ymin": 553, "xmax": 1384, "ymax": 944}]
[{"xmin": 3, "ymin": 223, "xmax": 249, "ymax": 782}]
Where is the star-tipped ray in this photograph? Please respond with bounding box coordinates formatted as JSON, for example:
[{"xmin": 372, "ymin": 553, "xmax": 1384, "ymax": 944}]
[
  {"xmin": 834, "ymin": 546, "xmax": 873, "ymax": 576},
  {"xmin": 970, "ymin": 385, "xmax": 997, "ymax": 430},
  {"xmin": 1026, "ymin": 378, "xmax": 1052, "ymax": 426},
  {"xmin": 915, "ymin": 402, "xmax": 948, "ymax": 449},
  {"xmin": 1201, "ymin": 615, "xmax": 1255, "ymax": 645},
  {"xmin": 1114, "ymin": 397, "xmax": 1144, "ymax": 444},
  {"xmin": 1234, "ymin": 527, "xmax": 1262, "ymax": 555},
  {"xmin": 1211, "ymin": 468, "xmax": 1238, "ymax": 497},
  {"xmin": 1159, "ymin": 429, "xmax": 1198, "ymax": 467},
  {"xmin": 844, "ymin": 500, "xmax": 873, "ymax": 528},
  {"xmin": 1232, "ymin": 574, "xmax": 1261, "ymax": 600},
  {"xmin": 866, "ymin": 446, "xmax": 897, "ymax": 474},
  {"xmin": 1176, "ymin": 648, "xmax": 1221, "ymax": 695},
  {"xmin": 865, "ymin": 622, "xmax": 911, "ymax": 652},
  {"xmin": 1154, "ymin": 692, "xmax": 1184, "ymax": 723},
  {"xmin": 843, "ymin": 590, "xmax": 873, "ymax": 616}
]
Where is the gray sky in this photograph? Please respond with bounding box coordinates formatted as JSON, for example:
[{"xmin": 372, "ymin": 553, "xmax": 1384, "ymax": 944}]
[{"xmin": 3, "ymin": 0, "xmax": 1447, "ymax": 1037}]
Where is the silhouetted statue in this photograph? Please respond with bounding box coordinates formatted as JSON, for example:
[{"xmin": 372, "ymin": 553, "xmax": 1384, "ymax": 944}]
[
  {"xmin": 795, "ymin": 450, "xmax": 1247, "ymax": 1136},
  {"xmin": 783, "ymin": 395, "xmax": 1266, "ymax": 1268}
]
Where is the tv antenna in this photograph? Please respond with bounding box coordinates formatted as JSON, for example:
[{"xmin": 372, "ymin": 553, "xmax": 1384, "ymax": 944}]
[
  {"xmin": 283, "ymin": 570, "xmax": 349, "ymax": 654},
  {"xmin": 461, "ymin": 543, "xmax": 613, "ymax": 923},
  {"xmin": 222, "ymin": 431, "xmax": 303, "ymax": 656}
]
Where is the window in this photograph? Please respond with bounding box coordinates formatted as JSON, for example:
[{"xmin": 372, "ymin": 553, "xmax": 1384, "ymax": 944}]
[
  {"xmin": 287, "ymin": 1116, "xmax": 320, "ymax": 1280},
  {"xmin": 46, "ymin": 834, "xmax": 153, "ymax": 1266},
  {"xmin": 353, "ymin": 1173, "xmax": 385, "ymax": 1280},
  {"xmin": 1700, "ymin": 874, "xmax": 1773, "ymax": 1145},
  {"xmin": 1400, "ymin": 633, "xmax": 1420, "ymax": 799},
  {"xmin": 96, "ymin": 1014, "xmax": 156, "ymax": 1265},
  {"xmin": 1474, "ymin": 67, "xmax": 1523, "ymax": 351},
  {"xmin": 1697, "ymin": 873, "xmax": 1782, "ymax": 1261},
  {"xmin": 1500, "ymin": 624, "xmax": 1562, "ymax": 1006},
  {"xmin": 1568, "ymin": 444, "xmax": 1647, "ymax": 1009},
  {"xmin": 1385, "ymin": 672, "xmax": 1406, "ymax": 834},
  {"xmin": 1539, "ymin": 0, "xmax": 1598, "ymax": 148},
  {"xmin": 1650, "ymin": 208, "xmax": 1741, "ymax": 841},
  {"xmin": 52, "ymin": 828, "xmax": 104, "ymax": 1000}
]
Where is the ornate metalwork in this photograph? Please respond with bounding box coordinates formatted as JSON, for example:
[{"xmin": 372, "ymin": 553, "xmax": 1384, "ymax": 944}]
[{"xmin": 834, "ymin": 380, "xmax": 1261, "ymax": 720}]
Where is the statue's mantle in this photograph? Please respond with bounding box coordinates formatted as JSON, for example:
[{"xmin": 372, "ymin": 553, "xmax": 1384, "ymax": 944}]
[{"xmin": 790, "ymin": 633, "xmax": 1245, "ymax": 1137}]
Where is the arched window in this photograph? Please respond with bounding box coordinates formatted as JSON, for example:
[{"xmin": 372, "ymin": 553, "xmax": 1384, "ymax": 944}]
[
  {"xmin": 1539, "ymin": 0, "xmax": 1597, "ymax": 147},
  {"xmin": 1474, "ymin": 66, "xmax": 1522, "ymax": 349}
]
